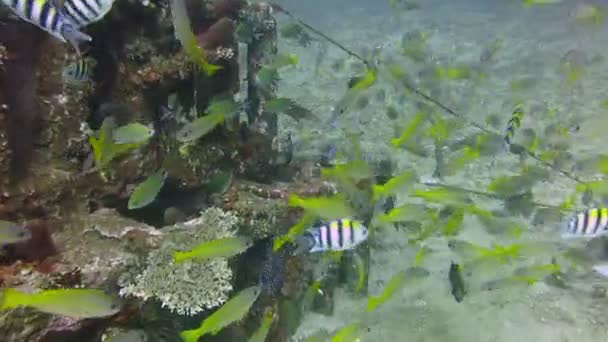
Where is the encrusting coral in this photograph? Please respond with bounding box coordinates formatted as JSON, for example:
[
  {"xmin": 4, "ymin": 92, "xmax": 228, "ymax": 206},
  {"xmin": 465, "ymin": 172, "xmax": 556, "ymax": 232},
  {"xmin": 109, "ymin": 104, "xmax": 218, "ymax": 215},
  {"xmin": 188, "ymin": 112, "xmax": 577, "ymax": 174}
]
[{"xmin": 118, "ymin": 207, "xmax": 239, "ymax": 316}]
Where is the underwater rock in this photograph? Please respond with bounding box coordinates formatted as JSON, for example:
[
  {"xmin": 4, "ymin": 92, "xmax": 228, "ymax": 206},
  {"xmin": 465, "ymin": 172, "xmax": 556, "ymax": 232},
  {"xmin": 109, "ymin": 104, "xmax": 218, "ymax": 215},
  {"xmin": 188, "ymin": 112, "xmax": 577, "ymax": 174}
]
[
  {"xmin": 0, "ymin": 309, "xmax": 53, "ymax": 342},
  {"xmin": 220, "ymin": 178, "xmax": 335, "ymax": 240},
  {"xmin": 37, "ymin": 315, "xmax": 105, "ymax": 341},
  {"xmin": 82, "ymin": 208, "xmax": 164, "ymax": 250},
  {"xmin": 4, "ymin": 219, "xmax": 57, "ymax": 263},
  {"xmin": 198, "ymin": 17, "xmax": 235, "ymax": 51},
  {"xmin": 163, "ymin": 206, "xmax": 188, "ymax": 226},
  {"xmin": 51, "ymin": 208, "xmax": 159, "ymax": 291},
  {"xmin": 0, "ymin": 308, "xmax": 106, "ymax": 342},
  {"xmin": 101, "ymin": 327, "xmax": 148, "ymax": 342}
]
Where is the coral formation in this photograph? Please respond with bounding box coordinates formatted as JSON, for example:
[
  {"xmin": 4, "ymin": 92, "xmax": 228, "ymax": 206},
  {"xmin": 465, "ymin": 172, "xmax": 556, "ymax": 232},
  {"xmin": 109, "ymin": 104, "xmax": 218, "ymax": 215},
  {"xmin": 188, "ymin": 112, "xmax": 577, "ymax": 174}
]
[
  {"xmin": 118, "ymin": 207, "xmax": 239, "ymax": 316},
  {"xmin": 0, "ymin": 0, "xmax": 296, "ymax": 338}
]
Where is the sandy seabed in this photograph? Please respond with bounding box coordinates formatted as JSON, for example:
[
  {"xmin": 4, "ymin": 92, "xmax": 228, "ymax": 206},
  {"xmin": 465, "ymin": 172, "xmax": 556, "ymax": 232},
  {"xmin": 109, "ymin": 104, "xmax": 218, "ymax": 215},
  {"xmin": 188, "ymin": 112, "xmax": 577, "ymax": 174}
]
[{"xmin": 275, "ymin": 1, "xmax": 608, "ymax": 341}]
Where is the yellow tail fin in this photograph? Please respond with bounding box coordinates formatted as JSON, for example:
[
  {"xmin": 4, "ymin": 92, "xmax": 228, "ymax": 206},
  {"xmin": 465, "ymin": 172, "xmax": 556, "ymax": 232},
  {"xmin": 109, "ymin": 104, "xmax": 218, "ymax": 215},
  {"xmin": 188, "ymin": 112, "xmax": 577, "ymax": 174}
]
[{"xmin": 0, "ymin": 288, "xmax": 31, "ymax": 311}]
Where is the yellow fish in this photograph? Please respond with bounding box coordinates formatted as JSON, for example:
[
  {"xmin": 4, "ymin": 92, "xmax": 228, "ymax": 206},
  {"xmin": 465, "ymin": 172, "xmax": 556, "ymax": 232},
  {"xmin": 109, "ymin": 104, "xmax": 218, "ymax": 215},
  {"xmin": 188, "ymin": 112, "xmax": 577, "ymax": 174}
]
[{"xmin": 0, "ymin": 288, "xmax": 119, "ymax": 319}]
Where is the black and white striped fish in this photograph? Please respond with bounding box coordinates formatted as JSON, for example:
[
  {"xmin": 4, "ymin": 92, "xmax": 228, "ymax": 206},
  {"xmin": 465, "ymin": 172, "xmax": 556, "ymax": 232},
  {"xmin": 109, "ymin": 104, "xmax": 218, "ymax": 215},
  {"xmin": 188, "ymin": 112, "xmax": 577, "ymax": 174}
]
[
  {"xmin": 63, "ymin": 56, "xmax": 93, "ymax": 83},
  {"xmin": 293, "ymin": 218, "xmax": 368, "ymax": 254},
  {"xmin": 2, "ymin": 0, "xmax": 115, "ymax": 54},
  {"xmin": 2, "ymin": 0, "xmax": 91, "ymax": 54},
  {"xmin": 54, "ymin": 0, "xmax": 115, "ymax": 28},
  {"xmin": 561, "ymin": 208, "xmax": 608, "ymax": 239}
]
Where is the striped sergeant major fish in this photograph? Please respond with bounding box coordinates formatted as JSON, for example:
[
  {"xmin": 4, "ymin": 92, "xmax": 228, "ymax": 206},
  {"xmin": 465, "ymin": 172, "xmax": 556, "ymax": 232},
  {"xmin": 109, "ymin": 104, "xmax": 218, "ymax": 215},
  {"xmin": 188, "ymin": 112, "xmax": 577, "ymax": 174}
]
[
  {"xmin": 561, "ymin": 208, "xmax": 608, "ymax": 239},
  {"xmin": 293, "ymin": 218, "xmax": 368, "ymax": 255},
  {"xmin": 2, "ymin": 0, "xmax": 115, "ymax": 54},
  {"xmin": 2, "ymin": 0, "xmax": 92, "ymax": 54},
  {"xmin": 561, "ymin": 207, "xmax": 608, "ymax": 278},
  {"xmin": 63, "ymin": 56, "xmax": 93, "ymax": 83},
  {"xmin": 53, "ymin": 0, "xmax": 115, "ymax": 28},
  {"xmin": 504, "ymin": 103, "xmax": 524, "ymax": 148}
]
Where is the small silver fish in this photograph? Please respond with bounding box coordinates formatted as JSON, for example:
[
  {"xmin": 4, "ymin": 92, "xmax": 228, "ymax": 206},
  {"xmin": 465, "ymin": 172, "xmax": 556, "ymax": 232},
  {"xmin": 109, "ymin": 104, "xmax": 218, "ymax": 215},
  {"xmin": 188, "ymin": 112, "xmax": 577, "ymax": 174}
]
[
  {"xmin": 0, "ymin": 220, "xmax": 32, "ymax": 245},
  {"xmin": 294, "ymin": 218, "xmax": 368, "ymax": 254}
]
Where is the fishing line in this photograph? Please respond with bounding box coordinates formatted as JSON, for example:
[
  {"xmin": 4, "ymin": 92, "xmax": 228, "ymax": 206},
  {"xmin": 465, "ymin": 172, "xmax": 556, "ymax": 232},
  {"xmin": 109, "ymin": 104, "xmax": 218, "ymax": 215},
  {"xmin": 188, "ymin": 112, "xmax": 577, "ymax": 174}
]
[
  {"xmin": 270, "ymin": 3, "xmax": 370, "ymax": 67},
  {"xmin": 422, "ymin": 181, "xmax": 567, "ymax": 212},
  {"xmin": 271, "ymin": 3, "xmax": 585, "ymax": 185}
]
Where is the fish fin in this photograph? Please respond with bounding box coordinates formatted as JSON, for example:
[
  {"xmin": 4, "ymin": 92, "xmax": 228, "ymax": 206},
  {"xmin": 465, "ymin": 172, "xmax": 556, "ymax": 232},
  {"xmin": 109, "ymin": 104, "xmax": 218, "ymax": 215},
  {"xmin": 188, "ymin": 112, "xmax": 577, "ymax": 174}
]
[
  {"xmin": 292, "ymin": 234, "xmax": 315, "ymax": 255},
  {"xmin": 180, "ymin": 328, "xmax": 202, "ymax": 342},
  {"xmin": 60, "ymin": 25, "xmax": 92, "ymax": 56},
  {"xmin": 593, "ymin": 264, "xmax": 608, "ymax": 278},
  {"xmin": 0, "ymin": 288, "xmax": 30, "ymax": 310}
]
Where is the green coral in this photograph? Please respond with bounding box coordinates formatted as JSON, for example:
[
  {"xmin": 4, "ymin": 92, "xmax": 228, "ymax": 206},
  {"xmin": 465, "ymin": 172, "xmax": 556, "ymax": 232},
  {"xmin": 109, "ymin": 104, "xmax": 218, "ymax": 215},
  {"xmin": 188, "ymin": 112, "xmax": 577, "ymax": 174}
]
[{"xmin": 118, "ymin": 207, "xmax": 239, "ymax": 316}]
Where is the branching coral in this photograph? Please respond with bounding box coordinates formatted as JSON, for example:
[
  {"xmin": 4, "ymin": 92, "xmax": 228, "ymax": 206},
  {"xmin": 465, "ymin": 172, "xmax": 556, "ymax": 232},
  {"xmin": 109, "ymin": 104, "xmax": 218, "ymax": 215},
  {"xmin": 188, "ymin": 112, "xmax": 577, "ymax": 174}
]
[{"xmin": 119, "ymin": 207, "xmax": 240, "ymax": 316}]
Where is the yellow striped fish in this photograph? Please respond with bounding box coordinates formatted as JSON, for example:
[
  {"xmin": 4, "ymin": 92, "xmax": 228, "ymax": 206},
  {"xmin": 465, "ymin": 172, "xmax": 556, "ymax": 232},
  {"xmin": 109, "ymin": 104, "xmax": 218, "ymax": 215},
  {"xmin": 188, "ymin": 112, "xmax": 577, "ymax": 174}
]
[
  {"xmin": 561, "ymin": 208, "xmax": 608, "ymax": 238},
  {"xmin": 504, "ymin": 104, "xmax": 524, "ymax": 148}
]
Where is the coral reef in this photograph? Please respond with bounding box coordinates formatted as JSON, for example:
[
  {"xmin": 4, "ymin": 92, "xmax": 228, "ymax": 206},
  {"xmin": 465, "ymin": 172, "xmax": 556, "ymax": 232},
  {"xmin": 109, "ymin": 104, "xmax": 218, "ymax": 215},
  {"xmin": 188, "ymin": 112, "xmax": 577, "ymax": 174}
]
[
  {"xmin": 0, "ymin": 0, "xmax": 317, "ymax": 340},
  {"xmin": 118, "ymin": 207, "xmax": 238, "ymax": 316}
]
